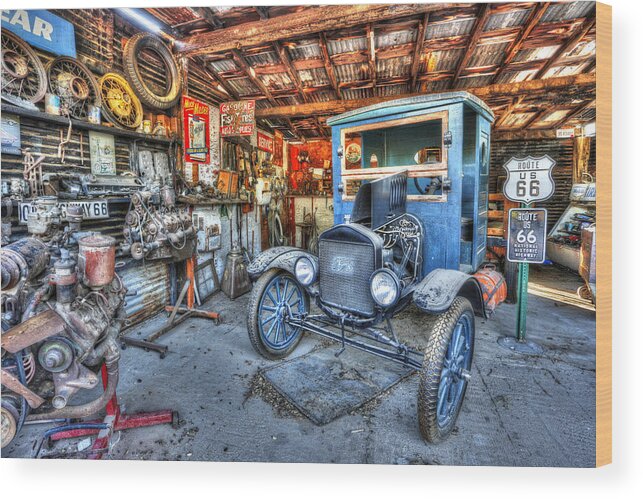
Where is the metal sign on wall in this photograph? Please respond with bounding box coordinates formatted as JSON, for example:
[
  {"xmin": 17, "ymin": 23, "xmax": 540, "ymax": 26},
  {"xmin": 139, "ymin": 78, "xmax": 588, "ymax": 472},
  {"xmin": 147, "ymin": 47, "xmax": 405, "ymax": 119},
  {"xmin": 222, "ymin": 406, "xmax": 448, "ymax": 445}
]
[
  {"xmin": 502, "ymin": 155, "xmax": 556, "ymax": 204},
  {"xmin": 1, "ymin": 10, "xmax": 76, "ymax": 57},
  {"xmin": 220, "ymin": 100, "xmax": 255, "ymax": 136},
  {"xmin": 507, "ymin": 208, "xmax": 548, "ymax": 264}
]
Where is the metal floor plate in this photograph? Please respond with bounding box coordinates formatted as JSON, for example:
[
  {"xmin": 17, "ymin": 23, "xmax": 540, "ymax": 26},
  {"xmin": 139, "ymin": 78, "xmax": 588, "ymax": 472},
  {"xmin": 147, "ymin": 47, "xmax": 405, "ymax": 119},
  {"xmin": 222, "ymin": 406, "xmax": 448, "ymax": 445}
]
[{"xmin": 261, "ymin": 345, "xmax": 414, "ymax": 425}]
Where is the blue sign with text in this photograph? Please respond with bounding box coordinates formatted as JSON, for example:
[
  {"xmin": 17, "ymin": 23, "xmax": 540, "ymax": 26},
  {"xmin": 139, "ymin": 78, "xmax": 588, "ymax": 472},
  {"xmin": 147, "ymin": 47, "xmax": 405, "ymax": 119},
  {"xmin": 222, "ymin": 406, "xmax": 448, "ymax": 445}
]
[{"xmin": 1, "ymin": 9, "xmax": 76, "ymax": 57}]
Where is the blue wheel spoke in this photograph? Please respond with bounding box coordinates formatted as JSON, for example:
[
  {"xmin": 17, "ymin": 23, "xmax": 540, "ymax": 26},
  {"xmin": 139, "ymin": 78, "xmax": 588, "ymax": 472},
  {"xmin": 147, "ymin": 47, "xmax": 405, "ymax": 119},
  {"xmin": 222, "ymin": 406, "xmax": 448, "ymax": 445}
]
[
  {"xmin": 282, "ymin": 281, "xmax": 289, "ymax": 304},
  {"xmin": 262, "ymin": 305, "xmax": 277, "ymax": 313},
  {"xmin": 258, "ymin": 275, "xmax": 306, "ymax": 350},
  {"xmin": 261, "ymin": 313, "xmax": 277, "ymax": 326},
  {"xmin": 266, "ymin": 290, "xmax": 278, "ymax": 306}
]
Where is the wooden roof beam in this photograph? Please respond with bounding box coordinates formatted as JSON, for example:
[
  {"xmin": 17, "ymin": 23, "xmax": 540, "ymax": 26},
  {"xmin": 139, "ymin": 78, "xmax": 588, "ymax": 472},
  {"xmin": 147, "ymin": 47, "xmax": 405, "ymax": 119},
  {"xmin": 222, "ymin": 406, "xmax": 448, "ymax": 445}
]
[
  {"xmin": 521, "ymin": 108, "xmax": 552, "ymax": 129},
  {"xmin": 273, "ymin": 41, "xmax": 309, "ymax": 103},
  {"xmin": 493, "ymin": 95, "xmax": 525, "ymax": 129},
  {"xmin": 190, "ymin": 7, "xmax": 224, "ymax": 30},
  {"xmin": 255, "ymin": 72, "xmax": 595, "ymax": 119},
  {"xmin": 231, "ymin": 49, "xmax": 277, "ymax": 106},
  {"xmin": 451, "ymin": 3, "xmax": 491, "ymax": 87},
  {"xmin": 319, "ymin": 32, "xmax": 341, "ymax": 100},
  {"xmin": 200, "ymin": 59, "xmax": 240, "ymax": 100},
  {"xmin": 366, "ymin": 23, "xmax": 377, "ymax": 89},
  {"xmin": 410, "ymin": 12, "xmax": 430, "ymax": 92},
  {"xmin": 492, "ymin": 2, "xmax": 550, "ymax": 84},
  {"xmin": 534, "ymin": 12, "xmax": 596, "ymax": 80},
  {"xmin": 177, "ymin": 3, "xmax": 458, "ymax": 56},
  {"xmin": 552, "ymin": 100, "xmax": 595, "ymax": 129}
]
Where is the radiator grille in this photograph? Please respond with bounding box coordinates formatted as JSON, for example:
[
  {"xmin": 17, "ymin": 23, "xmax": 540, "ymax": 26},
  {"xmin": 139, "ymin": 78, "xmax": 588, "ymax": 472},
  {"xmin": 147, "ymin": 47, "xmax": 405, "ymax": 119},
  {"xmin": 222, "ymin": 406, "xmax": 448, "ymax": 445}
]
[{"xmin": 319, "ymin": 239, "xmax": 375, "ymax": 316}]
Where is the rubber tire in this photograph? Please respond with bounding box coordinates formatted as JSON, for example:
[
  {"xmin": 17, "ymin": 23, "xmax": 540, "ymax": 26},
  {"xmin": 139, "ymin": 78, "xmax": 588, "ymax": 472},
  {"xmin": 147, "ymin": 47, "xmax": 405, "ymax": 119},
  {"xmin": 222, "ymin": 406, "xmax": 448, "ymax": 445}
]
[
  {"xmin": 503, "ymin": 260, "xmax": 519, "ymax": 304},
  {"xmin": 123, "ymin": 33, "xmax": 181, "ymax": 110},
  {"xmin": 417, "ymin": 297, "xmax": 475, "ymax": 443},
  {"xmin": 1, "ymin": 31, "xmax": 47, "ymax": 103},
  {"xmin": 247, "ymin": 269, "xmax": 309, "ymax": 360}
]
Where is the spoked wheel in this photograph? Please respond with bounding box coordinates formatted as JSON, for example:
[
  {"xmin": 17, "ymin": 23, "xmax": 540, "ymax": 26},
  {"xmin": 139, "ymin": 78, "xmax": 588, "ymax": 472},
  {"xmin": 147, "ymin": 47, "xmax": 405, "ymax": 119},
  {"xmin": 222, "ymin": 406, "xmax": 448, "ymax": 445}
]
[
  {"xmin": 247, "ymin": 269, "xmax": 309, "ymax": 360},
  {"xmin": 418, "ymin": 297, "xmax": 475, "ymax": 443},
  {"xmin": 1, "ymin": 31, "xmax": 47, "ymax": 104}
]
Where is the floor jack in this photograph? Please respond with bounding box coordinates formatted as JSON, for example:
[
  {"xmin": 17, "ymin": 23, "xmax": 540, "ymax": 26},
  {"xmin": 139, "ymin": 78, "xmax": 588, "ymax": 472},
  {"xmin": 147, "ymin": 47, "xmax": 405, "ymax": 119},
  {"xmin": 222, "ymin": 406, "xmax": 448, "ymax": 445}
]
[
  {"xmin": 120, "ymin": 257, "xmax": 221, "ymax": 358},
  {"xmin": 35, "ymin": 364, "xmax": 179, "ymax": 459}
]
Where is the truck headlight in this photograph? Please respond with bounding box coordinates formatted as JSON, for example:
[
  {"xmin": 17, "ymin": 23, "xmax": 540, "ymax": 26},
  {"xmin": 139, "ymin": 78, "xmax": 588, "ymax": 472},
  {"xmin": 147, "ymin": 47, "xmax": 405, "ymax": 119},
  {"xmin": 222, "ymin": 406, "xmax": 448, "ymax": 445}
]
[
  {"xmin": 294, "ymin": 256, "xmax": 317, "ymax": 286},
  {"xmin": 370, "ymin": 269, "xmax": 401, "ymax": 308}
]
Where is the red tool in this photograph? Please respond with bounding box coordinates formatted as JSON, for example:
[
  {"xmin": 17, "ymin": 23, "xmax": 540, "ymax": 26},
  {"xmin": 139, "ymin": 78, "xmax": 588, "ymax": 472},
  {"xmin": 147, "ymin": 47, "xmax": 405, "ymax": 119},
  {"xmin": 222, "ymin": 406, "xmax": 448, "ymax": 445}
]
[{"xmin": 41, "ymin": 364, "xmax": 178, "ymax": 459}]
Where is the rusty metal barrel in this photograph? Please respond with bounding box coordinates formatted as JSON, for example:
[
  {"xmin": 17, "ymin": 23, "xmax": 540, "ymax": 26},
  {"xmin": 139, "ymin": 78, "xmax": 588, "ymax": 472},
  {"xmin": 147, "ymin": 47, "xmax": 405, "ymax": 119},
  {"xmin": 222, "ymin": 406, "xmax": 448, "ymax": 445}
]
[
  {"xmin": 78, "ymin": 235, "xmax": 116, "ymax": 289},
  {"xmin": 1, "ymin": 238, "xmax": 50, "ymax": 290}
]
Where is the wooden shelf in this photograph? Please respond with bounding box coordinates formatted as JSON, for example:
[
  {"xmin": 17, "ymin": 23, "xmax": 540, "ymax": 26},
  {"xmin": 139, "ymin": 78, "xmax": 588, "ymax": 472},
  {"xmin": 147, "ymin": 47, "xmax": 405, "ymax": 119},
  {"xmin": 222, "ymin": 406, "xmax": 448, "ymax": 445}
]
[{"xmin": 1, "ymin": 104, "xmax": 174, "ymax": 145}]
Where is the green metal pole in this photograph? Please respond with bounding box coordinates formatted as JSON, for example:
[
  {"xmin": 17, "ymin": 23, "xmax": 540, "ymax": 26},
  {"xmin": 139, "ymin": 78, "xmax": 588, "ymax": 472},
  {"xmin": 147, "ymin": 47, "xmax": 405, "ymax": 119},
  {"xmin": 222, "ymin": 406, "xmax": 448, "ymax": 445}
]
[
  {"xmin": 515, "ymin": 201, "xmax": 530, "ymax": 342},
  {"xmin": 516, "ymin": 262, "xmax": 529, "ymax": 341}
]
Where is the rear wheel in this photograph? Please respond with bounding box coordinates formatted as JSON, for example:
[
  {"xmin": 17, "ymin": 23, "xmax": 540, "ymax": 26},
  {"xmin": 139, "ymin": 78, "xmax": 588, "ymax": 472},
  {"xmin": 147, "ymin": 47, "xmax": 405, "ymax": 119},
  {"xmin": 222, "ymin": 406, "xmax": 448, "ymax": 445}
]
[
  {"xmin": 247, "ymin": 269, "xmax": 309, "ymax": 360},
  {"xmin": 417, "ymin": 297, "xmax": 475, "ymax": 443}
]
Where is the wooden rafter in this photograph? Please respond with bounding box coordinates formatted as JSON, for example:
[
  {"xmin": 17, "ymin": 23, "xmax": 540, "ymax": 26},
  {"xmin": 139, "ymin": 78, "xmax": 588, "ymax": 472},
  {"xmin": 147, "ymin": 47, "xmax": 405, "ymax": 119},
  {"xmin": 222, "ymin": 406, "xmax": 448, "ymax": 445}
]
[
  {"xmin": 521, "ymin": 108, "xmax": 552, "ymax": 129},
  {"xmin": 552, "ymin": 100, "xmax": 595, "ymax": 129},
  {"xmin": 273, "ymin": 42, "xmax": 308, "ymax": 102},
  {"xmin": 494, "ymin": 95, "xmax": 525, "ymax": 129},
  {"xmin": 255, "ymin": 7, "xmax": 269, "ymax": 20},
  {"xmin": 492, "ymin": 2, "xmax": 550, "ymax": 84},
  {"xmin": 319, "ymin": 32, "xmax": 341, "ymax": 99},
  {"xmin": 451, "ymin": 3, "xmax": 491, "ymax": 87},
  {"xmin": 410, "ymin": 12, "xmax": 430, "ymax": 92},
  {"xmin": 366, "ymin": 23, "xmax": 377, "ymax": 89},
  {"xmin": 191, "ymin": 7, "xmax": 224, "ymax": 29},
  {"xmin": 192, "ymin": 59, "xmax": 235, "ymax": 101},
  {"xmin": 177, "ymin": 3, "xmax": 453, "ymax": 56},
  {"xmin": 255, "ymin": 73, "xmax": 595, "ymax": 119},
  {"xmin": 534, "ymin": 13, "xmax": 596, "ymax": 80}
]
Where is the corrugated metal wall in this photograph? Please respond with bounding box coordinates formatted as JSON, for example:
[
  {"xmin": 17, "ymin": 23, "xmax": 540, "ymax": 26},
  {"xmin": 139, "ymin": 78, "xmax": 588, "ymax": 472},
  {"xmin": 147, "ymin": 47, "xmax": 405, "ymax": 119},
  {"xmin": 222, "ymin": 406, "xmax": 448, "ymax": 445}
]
[
  {"xmin": 489, "ymin": 137, "xmax": 595, "ymax": 231},
  {"xmin": 121, "ymin": 260, "xmax": 170, "ymax": 326}
]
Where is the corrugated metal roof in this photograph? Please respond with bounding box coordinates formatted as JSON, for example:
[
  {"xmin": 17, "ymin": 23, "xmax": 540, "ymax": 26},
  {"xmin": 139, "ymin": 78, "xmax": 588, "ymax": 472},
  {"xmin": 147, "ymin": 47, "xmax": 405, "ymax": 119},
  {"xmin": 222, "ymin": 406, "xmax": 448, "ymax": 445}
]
[
  {"xmin": 537, "ymin": 109, "xmax": 570, "ymax": 125},
  {"xmin": 275, "ymin": 95, "xmax": 301, "ymax": 106},
  {"xmin": 496, "ymin": 69, "xmax": 538, "ymax": 84},
  {"xmin": 259, "ymin": 72, "xmax": 293, "ymax": 91},
  {"xmin": 455, "ymin": 75, "xmax": 494, "ymax": 89},
  {"xmin": 298, "ymin": 67, "xmax": 330, "ymax": 87},
  {"xmin": 341, "ymin": 87, "xmax": 374, "ymax": 100},
  {"xmin": 503, "ymin": 112, "xmax": 535, "ymax": 128},
  {"xmin": 376, "ymin": 29, "xmax": 417, "ymax": 48},
  {"xmin": 227, "ymin": 77, "xmax": 259, "ymax": 96},
  {"xmin": 563, "ymin": 39, "xmax": 595, "ymax": 58},
  {"xmin": 376, "ymin": 83, "xmax": 410, "ymax": 97},
  {"xmin": 327, "ymin": 36, "xmax": 367, "ymax": 55},
  {"xmin": 484, "ymin": 8, "xmax": 531, "ymax": 32},
  {"xmin": 307, "ymin": 89, "xmax": 336, "ymax": 103},
  {"xmin": 335, "ymin": 63, "xmax": 368, "ymax": 83},
  {"xmin": 244, "ymin": 50, "xmax": 280, "ymax": 67},
  {"xmin": 210, "ymin": 59, "xmax": 238, "ymax": 73},
  {"xmin": 286, "ymin": 39, "xmax": 322, "ymax": 60},
  {"xmin": 425, "ymin": 18, "xmax": 475, "ymax": 39},
  {"xmin": 424, "ymin": 79, "xmax": 451, "ymax": 93},
  {"xmin": 513, "ymin": 45, "xmax": 560, "ymax": 62},
  {"xmin": 420, "ymin": 49, "xmax": 464, "ymax": 73},
  {"xmin": 468, "ymin": 42, "xmax": 508, "ymax": 67},
  {"xmin": 543, "ymin": 63, "xmax": 586, "ymax": 79},
  {"xmin": 377, "ymin": 56, "xmax": 411, "ymax": 79},
  {"xmin": 541, "ymin": 1, "xmax": 594, "ymax": 23}
]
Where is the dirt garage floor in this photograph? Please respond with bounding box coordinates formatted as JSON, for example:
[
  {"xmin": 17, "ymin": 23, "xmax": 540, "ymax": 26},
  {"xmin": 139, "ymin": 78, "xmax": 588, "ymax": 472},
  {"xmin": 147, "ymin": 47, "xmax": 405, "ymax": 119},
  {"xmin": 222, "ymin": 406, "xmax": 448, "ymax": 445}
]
[{"xmin": 4, "ymin": 264, "xmax": 595, "ymax": 466}]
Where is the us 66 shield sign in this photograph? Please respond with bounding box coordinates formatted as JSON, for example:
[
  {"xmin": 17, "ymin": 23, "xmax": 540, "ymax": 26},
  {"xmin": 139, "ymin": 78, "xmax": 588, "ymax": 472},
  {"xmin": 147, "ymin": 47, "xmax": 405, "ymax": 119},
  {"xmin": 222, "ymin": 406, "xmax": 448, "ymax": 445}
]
[
  {"xmin": 507, "ymin": 208, "xmax": 547, "ymax": 264},
  {"xmin": 502, "ymin": 155, "xmax": 555, "ymax": 204}
]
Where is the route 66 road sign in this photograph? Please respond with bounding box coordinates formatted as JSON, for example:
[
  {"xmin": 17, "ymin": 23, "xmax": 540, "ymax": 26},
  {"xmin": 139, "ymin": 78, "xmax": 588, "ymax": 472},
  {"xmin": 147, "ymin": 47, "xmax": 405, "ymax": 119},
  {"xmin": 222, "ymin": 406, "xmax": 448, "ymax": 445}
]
[{"xmin": 502, "ymin": 155, "xmax": 556, "ymax": 204}]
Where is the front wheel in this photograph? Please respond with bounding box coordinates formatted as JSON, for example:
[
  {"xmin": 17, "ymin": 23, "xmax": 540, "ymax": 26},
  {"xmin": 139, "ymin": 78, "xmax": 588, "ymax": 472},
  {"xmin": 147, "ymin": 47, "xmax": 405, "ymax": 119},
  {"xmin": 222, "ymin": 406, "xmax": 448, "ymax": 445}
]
[
  {"xmin": 247, "ymin": 269, "xmax": 309, "ymax": 360},
  {"xmin": 417, "ymin": 297, "xmax": 475, "ymax": 443}
]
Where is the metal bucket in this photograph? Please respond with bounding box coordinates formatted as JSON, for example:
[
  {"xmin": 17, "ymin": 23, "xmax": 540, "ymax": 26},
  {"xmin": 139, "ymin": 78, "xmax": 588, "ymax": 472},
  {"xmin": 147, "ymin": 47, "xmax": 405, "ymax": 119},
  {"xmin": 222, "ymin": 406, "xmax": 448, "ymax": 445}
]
[{"xmin": 78, "ymin": 235, "xmax": 116, "ymax": 289}]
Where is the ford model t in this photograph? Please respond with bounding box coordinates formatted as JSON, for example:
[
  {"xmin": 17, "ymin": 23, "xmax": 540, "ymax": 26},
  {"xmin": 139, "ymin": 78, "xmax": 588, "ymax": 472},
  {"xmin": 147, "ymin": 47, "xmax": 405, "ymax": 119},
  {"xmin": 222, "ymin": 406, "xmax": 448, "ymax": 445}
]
[{"xmin": 246, "ymin": 92, "xmax": 506, "ymax": 442}]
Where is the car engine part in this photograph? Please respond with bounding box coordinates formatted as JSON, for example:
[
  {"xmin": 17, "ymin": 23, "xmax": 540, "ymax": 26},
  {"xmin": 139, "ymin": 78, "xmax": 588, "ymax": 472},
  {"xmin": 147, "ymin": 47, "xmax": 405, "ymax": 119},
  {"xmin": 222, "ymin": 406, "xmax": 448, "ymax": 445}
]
[
  {"xmin": 46, "ymin": 56, "xmax": 101, "ymax": 120},
  {"xmin": 1, "ymin": 211, "xmax": 127, "ymax": 448},
  {"xmin": 98, "ymin": 72, "xmax": 143, "ymax": 129},
  {"xmin": 121, "ymin": 187, "xmax": 195, "ymax": 262},
  {"xmin": 1, "ymin": 30, "xmax": 47, "ymax": 104},
  {"xmin": 123, "ymin": 33, "xmax": 181, "ymax": 110}
]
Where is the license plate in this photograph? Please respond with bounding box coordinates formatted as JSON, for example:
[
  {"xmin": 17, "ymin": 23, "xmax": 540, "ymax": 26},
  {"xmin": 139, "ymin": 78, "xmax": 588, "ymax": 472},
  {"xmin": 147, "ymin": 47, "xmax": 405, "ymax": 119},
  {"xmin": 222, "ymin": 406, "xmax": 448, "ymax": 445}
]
[{"xmin": 18, "ymin": 200, "xmax": 109, "ymax": 224}]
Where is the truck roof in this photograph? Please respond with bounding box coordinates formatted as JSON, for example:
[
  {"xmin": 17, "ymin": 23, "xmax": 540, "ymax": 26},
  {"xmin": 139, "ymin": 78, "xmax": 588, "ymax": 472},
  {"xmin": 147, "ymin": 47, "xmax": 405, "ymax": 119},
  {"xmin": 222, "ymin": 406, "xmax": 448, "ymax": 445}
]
[{"xmin": 326, "ymin": 91, "xmax": 495, "ymax": 126}]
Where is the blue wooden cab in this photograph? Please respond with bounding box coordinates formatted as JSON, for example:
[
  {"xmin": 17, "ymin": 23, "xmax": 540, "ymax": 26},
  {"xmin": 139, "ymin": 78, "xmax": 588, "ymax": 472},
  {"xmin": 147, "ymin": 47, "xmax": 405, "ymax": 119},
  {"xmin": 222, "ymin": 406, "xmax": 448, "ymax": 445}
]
[{"xmin": 327, "ymin": 92, "xmax": 494, "ymax": 277}]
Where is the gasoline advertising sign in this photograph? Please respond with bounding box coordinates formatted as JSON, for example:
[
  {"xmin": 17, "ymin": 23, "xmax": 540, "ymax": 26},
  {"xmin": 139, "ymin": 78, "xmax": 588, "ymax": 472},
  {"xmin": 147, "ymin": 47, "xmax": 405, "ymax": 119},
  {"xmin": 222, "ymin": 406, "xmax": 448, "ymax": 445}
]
[
  {"xmin": 507, "ymin": 208, "xmax": 548, "ymax": 264},
  {"xmin": 220, "ymin": 100, "xmax": 255, "ymax": 136},
  {"xmin": 502, "ymin": 155, "xmax": 556, "ymax": 204}
]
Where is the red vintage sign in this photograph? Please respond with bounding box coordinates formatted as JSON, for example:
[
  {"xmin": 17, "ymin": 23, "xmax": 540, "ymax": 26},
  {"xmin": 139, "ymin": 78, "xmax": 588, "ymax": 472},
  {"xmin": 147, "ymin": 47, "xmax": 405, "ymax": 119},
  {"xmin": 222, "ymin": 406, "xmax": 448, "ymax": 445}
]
[
  {"xmin": 273, "ymin": 129, "xmax": 284, "ymax": 166},
  {"xmin": 257, "ymin": 131, "xmax": 274, "ymax": 153},
  {"xmin": 220, "ymin": 100, "xmax": 255, "ymax": 136},
  {"xmin": 183, "ymin": 96, "xmax": 210, "ymax": 163}
]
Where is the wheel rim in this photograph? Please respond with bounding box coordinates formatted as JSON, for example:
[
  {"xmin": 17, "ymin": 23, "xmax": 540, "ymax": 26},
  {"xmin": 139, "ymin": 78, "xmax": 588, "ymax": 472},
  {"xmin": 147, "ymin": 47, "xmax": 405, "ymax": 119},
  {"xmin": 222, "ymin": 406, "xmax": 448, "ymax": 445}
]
[
  {"xmin": 258, "ymin": 274, "xmax": 306, "ymax": 351},
  {"xmin": 437, "ymin": 314, "xmax": 473, "ymax": 428}
]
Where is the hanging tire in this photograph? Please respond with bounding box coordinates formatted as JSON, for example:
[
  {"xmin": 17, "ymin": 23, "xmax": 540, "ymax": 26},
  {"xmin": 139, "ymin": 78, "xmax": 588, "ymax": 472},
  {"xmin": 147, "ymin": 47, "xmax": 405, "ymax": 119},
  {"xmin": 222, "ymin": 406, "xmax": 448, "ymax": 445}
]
[
  {"xmin": 123, "ymin": 33, "xmax": 181, "ymax": 110},
  {"xmin": 1, "ymin": 30, "xmax": 47, "ymax": 104},
  {"xmin": 417, "ymin": 297, "xmax": 475, "ymax": 443},
  {"xmin": 247, "ymin": 269, "xmax": 309, "ymax": 360}
]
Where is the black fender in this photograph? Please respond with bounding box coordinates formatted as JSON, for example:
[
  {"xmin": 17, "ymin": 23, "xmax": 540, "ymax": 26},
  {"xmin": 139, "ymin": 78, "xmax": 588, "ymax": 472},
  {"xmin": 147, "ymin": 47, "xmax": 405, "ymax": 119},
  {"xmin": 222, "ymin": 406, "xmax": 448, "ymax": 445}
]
[
  {"xmin": 247, "ymin": 246, "xmax": 317, "ymax": 281},
  {"xmin": 413, "ymin": 269, "xmax": 486, "ymax": 318}
]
